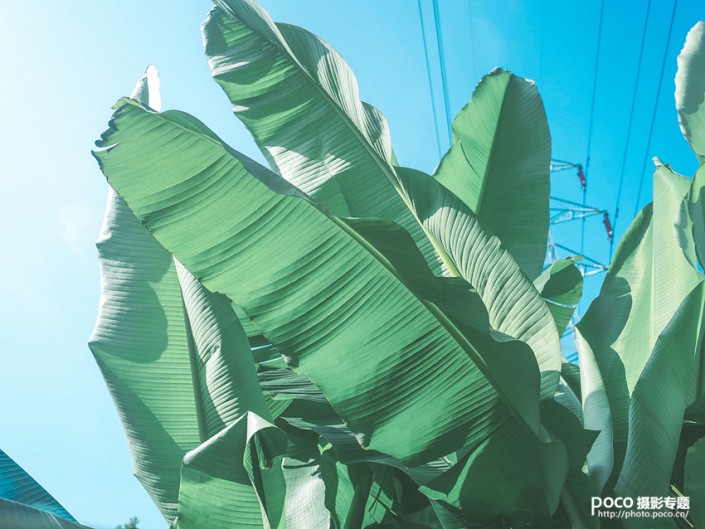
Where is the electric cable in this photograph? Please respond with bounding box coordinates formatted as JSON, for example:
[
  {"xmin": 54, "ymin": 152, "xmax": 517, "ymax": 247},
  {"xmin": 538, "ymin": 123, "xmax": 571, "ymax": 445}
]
[
  {"xmin": 582, "ymin": 0, "xmax": 605, "ymax": 255},
  {"xmin": 417, "ymin": 0, "xmax": 443, "ymax": 158},
  {"xmin": 633, "ymin": 0, "xmax": 679, "ymax": 218},
  {"xmin": 432, "ymin": 0, "xmax": 453, "ymax": 142},
  {"xmin": 610, "ymin": 0, "xmax": 652, "ymax": 261}
]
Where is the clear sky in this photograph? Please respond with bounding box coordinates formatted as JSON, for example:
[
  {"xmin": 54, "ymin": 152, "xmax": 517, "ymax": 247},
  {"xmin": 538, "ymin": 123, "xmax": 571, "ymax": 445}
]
[{"xmin": 1, "ymin": 1, "xmax": 703, "ymax": 528}]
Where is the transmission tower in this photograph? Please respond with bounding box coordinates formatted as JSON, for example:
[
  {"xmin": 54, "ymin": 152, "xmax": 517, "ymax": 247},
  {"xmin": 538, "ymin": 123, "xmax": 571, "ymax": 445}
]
[
  {"xmin": 547, "ymin": 158, "xmax": 613, "ymax": 360},
  {"xmin": 547, "ymin": 158, "xmax": 612, "ymax": 276}
]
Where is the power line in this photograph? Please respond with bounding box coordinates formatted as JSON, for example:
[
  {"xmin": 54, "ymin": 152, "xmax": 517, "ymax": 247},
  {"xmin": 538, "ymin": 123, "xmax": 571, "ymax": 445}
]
[
  {"xmin": 416, "ymin": 0, "xmax": 443, "ymax": 158},
  {"xmin": 432, "ymin": 0, "xmax": 453, "ymax": 142},
  {"xmin": 610, "ymin": 0, "xmax": 652, "ymax": 261},
  {"xmin": 633, "ymin": 0, "xmax": 679, "ymax": 218},
  {"xmin": 582, "ymin": 0, "xmax": 605, "ymax": 254},
  {"xmin": 585, "ymin": 0, "xmax": 605, "ymax": 168}
]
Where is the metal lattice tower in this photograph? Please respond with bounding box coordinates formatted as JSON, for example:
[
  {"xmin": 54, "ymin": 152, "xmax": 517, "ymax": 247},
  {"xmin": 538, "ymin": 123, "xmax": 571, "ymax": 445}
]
[{"xmin": 547, "ymin": 159, "xmax": 613, "ymax": 359}]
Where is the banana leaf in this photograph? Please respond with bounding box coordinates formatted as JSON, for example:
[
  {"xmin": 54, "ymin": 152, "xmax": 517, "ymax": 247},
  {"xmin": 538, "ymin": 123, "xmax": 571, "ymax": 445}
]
[
  {"xmin": 578, "ymin": 163, "xmax": 705, "ymax": 510},
  {"xmin": 433, "ymin": 68, "xmax": 551, "ymax": 280},
  {"xmin": 202, "ymin": 2, "xmax": 562, "ymax": 405},
  {"xmin": 676, "ymin": 22, "xmax": 705, "ymax": 164},
  {"xmin": 90, "ymin": 67, "xmax": 286, "ymax": 527},
  {"xmin": 202, "ymin": 0, "xmax": 443, "ymax": 274}
]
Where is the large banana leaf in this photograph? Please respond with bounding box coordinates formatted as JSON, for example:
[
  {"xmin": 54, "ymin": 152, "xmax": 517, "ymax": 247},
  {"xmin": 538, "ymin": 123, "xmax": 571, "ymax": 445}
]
[
  {"xmin": 0, "ymin": 450, "xmax": 88, "ymax": 529},
  {"xmin": 91, "ymin": 94, "xmax": 574, "ymax": 470},
  {"xmin": 432, "ymin": 69, "xmax": 551, "ymax": 280},
  {"xmin": 202, "ymin": 0, "xmax": 442, "ymax": 274},
  {"xmin": 578, "ymin": 164, "xmax": 705, "ymax": 506},
  {"xmin": 676, "ymin": 22, "xmax": 705, "ymax": 163},
  {"xmin": 89, "ymin": 68, "xmax": 286, "ymax": 527}
]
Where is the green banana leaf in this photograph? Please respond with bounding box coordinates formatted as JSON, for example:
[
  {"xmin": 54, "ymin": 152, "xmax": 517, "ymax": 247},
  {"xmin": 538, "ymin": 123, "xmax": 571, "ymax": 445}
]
[
  {"xmin": 0, "ymin": 450, "xmax": 89, "ymax": 529},
  {"xmin": 578, "ymin": 164, "xmax": 705, "ymax": 507},
  {"xmin": 278, "ymin": 427, "xmax": 330, "ymax": 529},
  {"xmin": 202, "ymin": 1, "xmax": 443, "ymax": 274},
  {"xmin": 419, "ymin": 417, "xmax": 565, "ymax": 523},
  {"xmin": 420, "ymin": 400, "xmax": 596, "ymax": 527},
  {"xmin": 319, "ymin": 446, "xmax": 438, "ymax": 529},
  {"xmin": 432, "ymin": 68, "xmax": 551, "ymax": 280},
  {"xmin": 90, "ymin": 68, "xmax": 286, "ymax": 527},
  {"xmin": 574, "ymin": 327, "xmax": 615, "ymax": 493},
  {"xmin": 174, "ymin": 412, "xmax": 287, "ymax": 529},
  {"xmin": 270, "ymin": 376, "xmax": 454, "ymax": 527},
  {"xmin": 676, "ymin": 22, "xmax": 705, "ymax": 164}
]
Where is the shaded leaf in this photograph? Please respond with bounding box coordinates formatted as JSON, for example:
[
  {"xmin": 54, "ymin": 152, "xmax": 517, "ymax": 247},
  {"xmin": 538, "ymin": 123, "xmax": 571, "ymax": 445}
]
[{"xmin": 90, "ymin": 68, "xmax": 282, "ymax": 525}]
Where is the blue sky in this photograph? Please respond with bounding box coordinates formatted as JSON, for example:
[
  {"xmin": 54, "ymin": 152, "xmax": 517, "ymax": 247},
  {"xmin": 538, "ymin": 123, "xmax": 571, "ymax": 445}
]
[{"xmin": 0, "ymin": 1, "xmax": 703, "ymax": 528}]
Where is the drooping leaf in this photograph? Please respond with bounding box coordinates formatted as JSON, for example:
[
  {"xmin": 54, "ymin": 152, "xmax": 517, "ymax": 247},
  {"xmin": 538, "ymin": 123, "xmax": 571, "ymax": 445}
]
[
  {"xmin": 676, "ymin": 21, "xmax": 705, "ymax": 163},
  {"xmin": 278, "ymin": 426, "xmax": 330, "ymax": 529},
  {"xmin": 202, "ymin": 1, "xmax": 443, "ymax": 274},
  {"xmin": 319, "ymin": 445, "xmax": 440, "ymax": 529},
  {"xmin": 175, "ymin": 412, "xmax": 287, "ymax": 529},
  {"xmin": 419, "ymin": 417, "xmax": 567, "ymax": 524},
  {"xmin": 433, "ymin": 68, "xmax": 551, "ymax": 280}
]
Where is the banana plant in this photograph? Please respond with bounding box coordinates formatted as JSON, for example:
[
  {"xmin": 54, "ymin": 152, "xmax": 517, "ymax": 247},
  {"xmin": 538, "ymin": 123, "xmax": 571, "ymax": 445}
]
[
  {"xmin": 89, "ymin": 0, "xmax": 705, "ymax": 527},
  {"xmin": 575, "ymin": 20, "xmax": 705, "ymax": 529}
]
